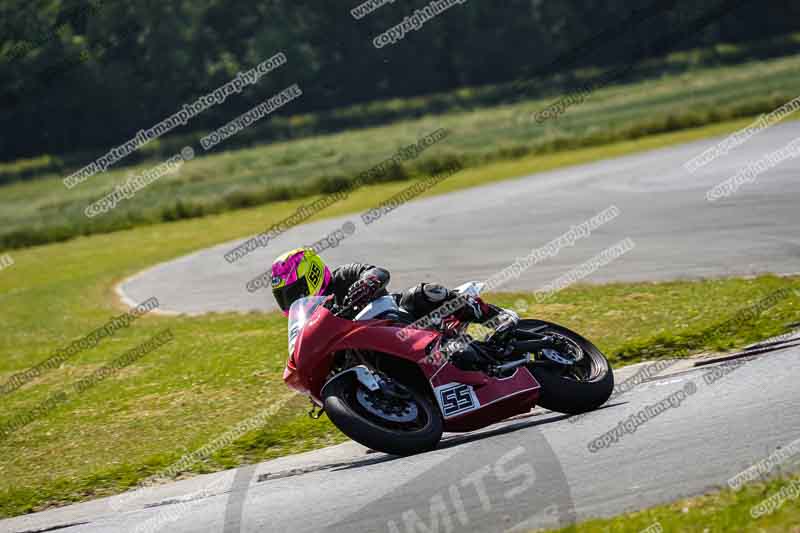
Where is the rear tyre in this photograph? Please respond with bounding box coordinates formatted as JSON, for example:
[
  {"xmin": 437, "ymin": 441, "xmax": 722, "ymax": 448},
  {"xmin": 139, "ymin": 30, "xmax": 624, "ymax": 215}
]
[
  {"xmin": 323, "ymin": 373, "xmax": 443, "ymax": 456},
  {"xmin": 521, "ymin": 319, "xmax": 614, "ymax": 415}
]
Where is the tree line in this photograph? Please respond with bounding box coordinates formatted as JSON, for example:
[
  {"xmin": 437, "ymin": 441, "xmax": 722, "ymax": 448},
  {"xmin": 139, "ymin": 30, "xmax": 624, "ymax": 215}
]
[{"xmin": 1, "ymin": 0, "xmax": 799, "ymax": 162}]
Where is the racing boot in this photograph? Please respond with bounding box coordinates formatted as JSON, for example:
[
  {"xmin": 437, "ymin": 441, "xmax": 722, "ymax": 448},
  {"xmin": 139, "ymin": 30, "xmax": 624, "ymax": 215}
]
[
  {"xmin": 440, "ymin": 337, "xmax": 492, "ymax": 372},
  {"xmin": 485, "ymin": 307, "xmax": 520, "ymax": 348}
]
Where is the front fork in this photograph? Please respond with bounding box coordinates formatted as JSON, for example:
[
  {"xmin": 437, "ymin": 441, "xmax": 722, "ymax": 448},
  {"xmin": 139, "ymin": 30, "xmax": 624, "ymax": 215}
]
[{"xmin": 313, "ymin": 363, "xmax": 409, "ymax": 420}]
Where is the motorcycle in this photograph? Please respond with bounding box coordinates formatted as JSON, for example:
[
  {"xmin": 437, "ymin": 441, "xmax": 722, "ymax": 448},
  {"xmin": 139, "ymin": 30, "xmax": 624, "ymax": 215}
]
[{"xmin": 283, "ymin": 282, "xmax": 614, "ymax": 456}]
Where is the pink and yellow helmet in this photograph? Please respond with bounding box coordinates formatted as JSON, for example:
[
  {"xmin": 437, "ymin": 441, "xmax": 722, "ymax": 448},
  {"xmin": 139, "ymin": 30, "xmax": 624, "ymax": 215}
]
[{"xmin": 270, "ymin": 248, "xmax": 332, "ymax": 315}]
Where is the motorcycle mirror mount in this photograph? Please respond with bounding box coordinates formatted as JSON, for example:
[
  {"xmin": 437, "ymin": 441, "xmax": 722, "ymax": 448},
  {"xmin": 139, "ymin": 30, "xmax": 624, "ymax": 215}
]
[{"xmin": 453, "ymin": 281, "xmax": 485, "ymax": 297}]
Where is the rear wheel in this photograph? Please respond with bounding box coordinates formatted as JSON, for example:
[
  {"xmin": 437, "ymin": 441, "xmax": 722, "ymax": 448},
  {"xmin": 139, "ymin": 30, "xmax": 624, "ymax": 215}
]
[
  {"xmin": 323, "ymin": 373, "xmax": 443, "ymax": 456},
  {"xmin": 519, "ymin": 319, "xmax": 614, "ymax": 414}
]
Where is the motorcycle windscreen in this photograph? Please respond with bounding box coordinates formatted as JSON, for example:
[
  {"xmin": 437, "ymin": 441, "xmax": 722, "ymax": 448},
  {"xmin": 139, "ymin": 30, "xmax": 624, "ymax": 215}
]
[{"xmin": 287, "ymin": 296, "xmax": 327, "ymax": 357}]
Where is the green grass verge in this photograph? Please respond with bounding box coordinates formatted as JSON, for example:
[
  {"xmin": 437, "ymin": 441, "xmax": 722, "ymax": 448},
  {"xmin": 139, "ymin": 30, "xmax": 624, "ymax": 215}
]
[
  {"xmin": 543, "ymin": 472, "xmax": 800, "ymax": 532},
  {"xmin": 2, "ymin": 51, "xmax": 800, "ymax": 250},
  {"xmin": 0, "ymin": 120, "xmax": 798, "ymax": 517}
]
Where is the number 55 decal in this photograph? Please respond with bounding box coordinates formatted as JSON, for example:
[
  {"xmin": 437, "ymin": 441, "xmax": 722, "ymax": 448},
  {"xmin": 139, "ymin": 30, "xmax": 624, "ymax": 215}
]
[{"xmin": 435, "ymin": 383, "xmax": 480, "ymax": 418}]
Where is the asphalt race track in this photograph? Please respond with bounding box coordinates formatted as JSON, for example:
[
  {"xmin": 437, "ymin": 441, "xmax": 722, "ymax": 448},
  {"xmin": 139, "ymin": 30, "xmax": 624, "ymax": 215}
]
[
  {"xmin": 119, "ymin": 121, "xmax": 800, "ymax": 314},
  {"xmin": 3, "ymin": 345, "xmax": 799, "ymax": 533}
]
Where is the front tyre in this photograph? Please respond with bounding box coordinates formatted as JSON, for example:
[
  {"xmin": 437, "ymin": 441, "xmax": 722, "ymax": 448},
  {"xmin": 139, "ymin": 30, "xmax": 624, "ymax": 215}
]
[
  {"xmin": 323, "ymin": 374, "xmax": 443, "ymax": 456},
  {"xmin": 521, "ymin": 319, "xmax": 614, "ymax": 415}
]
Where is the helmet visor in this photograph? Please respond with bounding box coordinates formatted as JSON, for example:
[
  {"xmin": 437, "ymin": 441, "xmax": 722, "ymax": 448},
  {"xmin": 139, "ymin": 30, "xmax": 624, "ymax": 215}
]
[{"xmin": 273, "ymin": 278, "xmax": 310, "ymax": 313}]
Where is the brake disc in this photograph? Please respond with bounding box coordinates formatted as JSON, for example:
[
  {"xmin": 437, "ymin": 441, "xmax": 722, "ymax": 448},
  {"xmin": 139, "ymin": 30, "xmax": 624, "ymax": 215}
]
[
  {"xmin": 356, "ymin": 387, "xmax": 418, "ymax": 423},
  {"xmin": 541, "ymin": 334, "xmax": 584, "ymax": 365}
]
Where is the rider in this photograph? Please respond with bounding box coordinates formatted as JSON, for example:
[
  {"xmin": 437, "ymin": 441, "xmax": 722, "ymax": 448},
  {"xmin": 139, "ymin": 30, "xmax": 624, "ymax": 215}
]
[{"xmin": 270, "ymin": 247, "xmax": 519, "ymax": 370}]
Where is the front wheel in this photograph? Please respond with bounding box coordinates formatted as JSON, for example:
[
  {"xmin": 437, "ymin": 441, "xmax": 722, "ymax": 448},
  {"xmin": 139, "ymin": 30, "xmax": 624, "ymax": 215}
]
[
  {"xmin": 519, "ymin": 319, "xmax": 614, "ymax": 415},
  {"xmin": 323, "ymin": 373, "xmax": 443, "ymax": 456}
]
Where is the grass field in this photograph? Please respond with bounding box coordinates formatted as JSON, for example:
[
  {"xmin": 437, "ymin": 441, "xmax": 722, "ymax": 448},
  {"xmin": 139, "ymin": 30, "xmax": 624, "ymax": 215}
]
[
  {"xmin": 1, "ymin": 51, "xmax": 800, "ymax": 250},
  {"xmin": 544, "ymin": 472, "xmax": 800, "ymax": 532},
  {"xmin": 0, "ymin": 115, "xmax": 798, "ymax": 515}
]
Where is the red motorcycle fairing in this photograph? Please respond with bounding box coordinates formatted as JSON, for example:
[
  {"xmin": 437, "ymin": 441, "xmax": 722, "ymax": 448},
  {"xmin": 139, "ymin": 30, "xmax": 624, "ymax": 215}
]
[
  {"xmin": 283, "ymin": 304, "xmax": 440, "ymax": 402},
  {"xmin": 428, "ymin": 362, "xmax": 540, "ymax": 432},
  {"xmin": 283, "ymin": 301, "xmax": 541, "ymax": 432}
]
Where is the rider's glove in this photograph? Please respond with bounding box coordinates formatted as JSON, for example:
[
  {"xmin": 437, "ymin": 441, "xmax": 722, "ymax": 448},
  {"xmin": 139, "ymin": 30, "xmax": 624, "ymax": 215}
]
[
  {"xmin": 487, "ymin": 308, "xmax": 520, "ymax": 345},
  {"xmin": 453, "ymin": 294, "xmax": 492, "ymax": 322},
  {"xmin": 343, "ymin": 274, "xmax": 383, "ymax": 309}
]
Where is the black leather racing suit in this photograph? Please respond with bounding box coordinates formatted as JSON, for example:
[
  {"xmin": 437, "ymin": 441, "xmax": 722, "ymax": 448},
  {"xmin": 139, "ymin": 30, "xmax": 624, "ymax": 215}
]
[
  {"xmin": 325, "ymin": 263, "xmax": 391, "ymax": 306},
  {"xmin": 326, "ymin": 263, "xmax": 507, "ymax": 370},
  {"xmin": 326, "ymin": 263, "xmax": 491, "ymax": 320}
]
